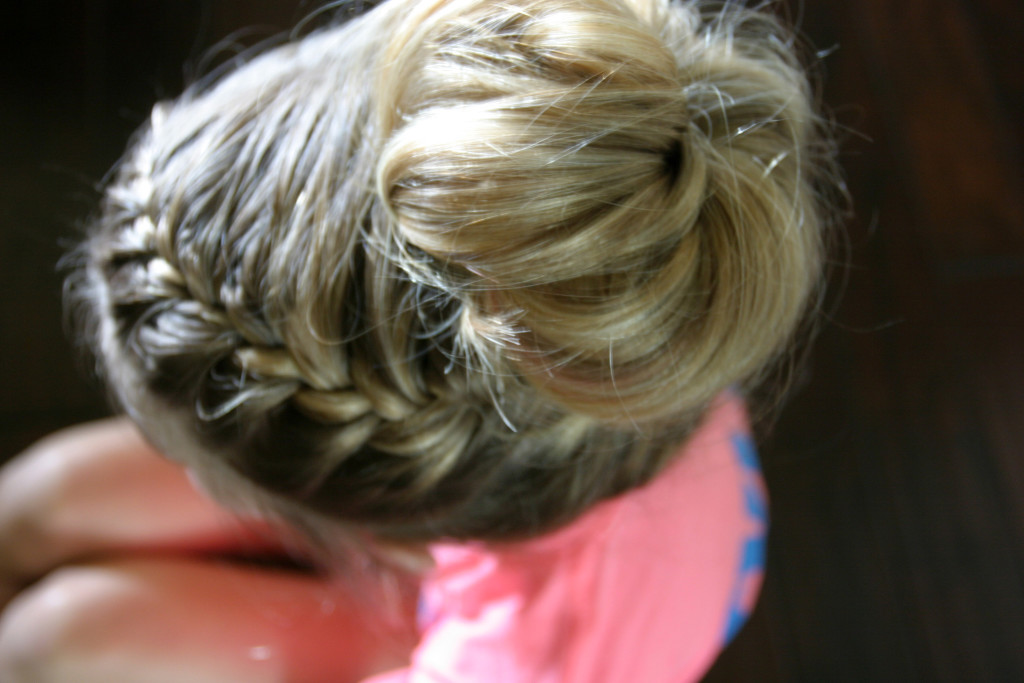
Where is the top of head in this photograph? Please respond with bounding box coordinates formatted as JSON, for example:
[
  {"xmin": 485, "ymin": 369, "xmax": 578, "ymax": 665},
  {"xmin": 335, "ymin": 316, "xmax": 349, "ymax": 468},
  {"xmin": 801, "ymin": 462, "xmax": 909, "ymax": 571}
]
[{"xmin": 73, "ymin": 0, "xmax": 835, "ymax": 541}]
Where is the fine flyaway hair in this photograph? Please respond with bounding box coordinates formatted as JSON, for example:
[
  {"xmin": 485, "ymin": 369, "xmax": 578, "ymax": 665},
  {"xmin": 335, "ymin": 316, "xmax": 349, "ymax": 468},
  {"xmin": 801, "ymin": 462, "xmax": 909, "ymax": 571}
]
[{"xmin": 68, "ymin": 0, "xmax": 839, "ymax": 543}]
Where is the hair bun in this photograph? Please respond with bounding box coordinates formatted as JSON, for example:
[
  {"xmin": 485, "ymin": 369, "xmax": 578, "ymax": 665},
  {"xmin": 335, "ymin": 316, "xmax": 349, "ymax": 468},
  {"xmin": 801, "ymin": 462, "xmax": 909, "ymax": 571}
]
[{"xmin": 378, "ymin": 0, "xmax": 829, "ymax": 426}]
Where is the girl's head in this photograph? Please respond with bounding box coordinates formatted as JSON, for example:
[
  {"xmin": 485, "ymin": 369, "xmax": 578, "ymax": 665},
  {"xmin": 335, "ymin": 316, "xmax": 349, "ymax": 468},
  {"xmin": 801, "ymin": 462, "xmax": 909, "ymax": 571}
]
[{"xmin": 70, "ymin": 0, "xmax": 837, "ymax": 544}]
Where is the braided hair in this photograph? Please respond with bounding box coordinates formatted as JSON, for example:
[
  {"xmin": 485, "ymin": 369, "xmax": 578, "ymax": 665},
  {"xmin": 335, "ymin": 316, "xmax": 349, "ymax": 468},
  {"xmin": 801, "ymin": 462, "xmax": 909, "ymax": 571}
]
[{"xmin": 70, "ymin": 0, "xmax": 836, "ymax": 542}]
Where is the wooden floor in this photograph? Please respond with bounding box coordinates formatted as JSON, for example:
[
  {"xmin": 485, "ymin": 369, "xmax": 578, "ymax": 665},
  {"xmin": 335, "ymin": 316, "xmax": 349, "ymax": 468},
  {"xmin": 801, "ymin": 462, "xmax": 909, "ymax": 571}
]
[
  {"xmin": 707, "ymin": 1, "xmax": 1024, "ymax": 679},
  {"xmin": 1, "ymin": 1, "xmax": 1022, "ymax": 679}
]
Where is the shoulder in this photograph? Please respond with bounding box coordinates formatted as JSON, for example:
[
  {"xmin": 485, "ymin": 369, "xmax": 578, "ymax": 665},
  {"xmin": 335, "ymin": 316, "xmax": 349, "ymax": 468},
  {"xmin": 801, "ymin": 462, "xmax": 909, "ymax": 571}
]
[
  {"xmin": 563, "ymin": 392, "xmax": 767, "ymax": 681},
  {"xmin": 405, "ymin": 394, "xmax": 767, "ymax": 683}
]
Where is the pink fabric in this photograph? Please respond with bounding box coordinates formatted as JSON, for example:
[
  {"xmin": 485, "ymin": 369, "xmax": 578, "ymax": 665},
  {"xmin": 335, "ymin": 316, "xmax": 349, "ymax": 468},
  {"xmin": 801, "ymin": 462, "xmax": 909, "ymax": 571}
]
[{"xmin": 364, "ymin": 394, "xmax": 766, "ymax": 683}]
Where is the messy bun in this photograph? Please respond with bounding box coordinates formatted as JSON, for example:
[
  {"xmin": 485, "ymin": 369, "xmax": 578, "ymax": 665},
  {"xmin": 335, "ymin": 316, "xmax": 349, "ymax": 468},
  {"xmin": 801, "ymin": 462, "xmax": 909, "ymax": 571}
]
[
  {"xmin": 379, "ymin": 0, "xmax": 824, "ymax": 425},
  {"xmin": 71, "ymin": 0, "xmax": 837, "ymax": 542}
]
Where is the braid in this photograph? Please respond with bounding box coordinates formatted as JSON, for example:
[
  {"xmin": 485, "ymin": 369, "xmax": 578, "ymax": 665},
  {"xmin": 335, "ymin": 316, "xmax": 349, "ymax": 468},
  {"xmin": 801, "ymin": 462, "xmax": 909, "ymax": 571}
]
[{"xmin": 73, "ymin": 0, "xmax": 837, "ymax": 542}]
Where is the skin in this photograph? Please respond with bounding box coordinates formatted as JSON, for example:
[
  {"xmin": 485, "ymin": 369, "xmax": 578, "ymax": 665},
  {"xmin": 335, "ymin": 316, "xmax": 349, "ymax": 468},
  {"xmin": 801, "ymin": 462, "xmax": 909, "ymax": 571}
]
[{"xmin": 0, "ymin": 419, "xmax": 418, "ymax": 683}]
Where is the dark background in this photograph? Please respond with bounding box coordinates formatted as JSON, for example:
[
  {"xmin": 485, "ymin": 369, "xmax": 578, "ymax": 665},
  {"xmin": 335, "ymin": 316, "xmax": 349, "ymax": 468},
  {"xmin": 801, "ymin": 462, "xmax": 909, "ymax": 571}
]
[{"xmin": 2, "ymin": 1, "xmax": 1022, "ymax": 679}]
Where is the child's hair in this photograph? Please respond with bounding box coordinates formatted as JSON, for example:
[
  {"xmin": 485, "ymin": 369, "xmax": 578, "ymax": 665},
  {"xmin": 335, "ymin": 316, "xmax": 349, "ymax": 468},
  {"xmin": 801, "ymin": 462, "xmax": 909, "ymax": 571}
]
[{"xmin": 69, "ymin": 0, "xmax": 837, "ymax": 543}]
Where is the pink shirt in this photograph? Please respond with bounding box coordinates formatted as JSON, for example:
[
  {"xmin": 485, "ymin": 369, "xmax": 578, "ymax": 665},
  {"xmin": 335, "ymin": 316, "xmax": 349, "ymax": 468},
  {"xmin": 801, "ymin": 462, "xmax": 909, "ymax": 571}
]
[{"xmin": 366, "ymin": 394, "xmax": 767, "ymax": 682}]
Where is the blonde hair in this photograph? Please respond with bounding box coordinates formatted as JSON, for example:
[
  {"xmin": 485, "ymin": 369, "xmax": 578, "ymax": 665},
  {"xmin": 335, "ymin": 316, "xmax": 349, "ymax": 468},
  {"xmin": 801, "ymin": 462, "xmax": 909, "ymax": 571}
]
[{"xmin": 70, "ymin": 0, "xmax": 837, "ymax": 542}]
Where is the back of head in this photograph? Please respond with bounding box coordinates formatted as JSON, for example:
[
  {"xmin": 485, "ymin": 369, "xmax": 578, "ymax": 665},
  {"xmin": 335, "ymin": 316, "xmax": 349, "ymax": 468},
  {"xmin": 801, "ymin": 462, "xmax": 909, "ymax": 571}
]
[{"xmin": 71, "ymin": 0, "xmax": 837, "ymax": 542}]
